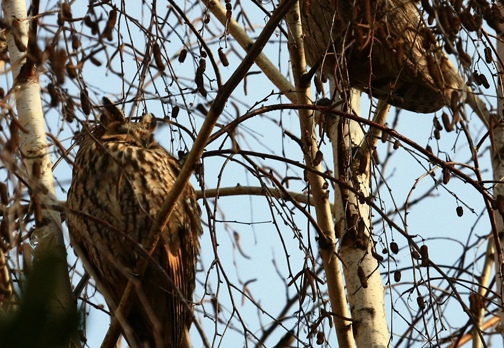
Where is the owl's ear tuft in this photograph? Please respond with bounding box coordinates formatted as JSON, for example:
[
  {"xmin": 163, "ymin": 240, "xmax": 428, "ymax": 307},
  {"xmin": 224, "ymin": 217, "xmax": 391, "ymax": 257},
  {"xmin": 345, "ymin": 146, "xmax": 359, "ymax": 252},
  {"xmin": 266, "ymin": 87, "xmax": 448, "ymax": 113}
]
[
  {"xmin": 101, "ymin": 97, "xmax": 126, "ymax": 126},
  {"xmin": 141, "ymin": 113, "xmax": 157, "ymax": 132}
]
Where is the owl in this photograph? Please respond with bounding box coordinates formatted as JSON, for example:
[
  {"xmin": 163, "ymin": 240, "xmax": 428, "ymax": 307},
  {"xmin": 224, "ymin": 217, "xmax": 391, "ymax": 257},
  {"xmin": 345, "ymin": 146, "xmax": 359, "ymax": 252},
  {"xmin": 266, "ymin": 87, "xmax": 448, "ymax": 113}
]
[
  {"xmin": 67, "ymin": 98, "xmax": 202, "ymax": 347},
  {"xmin": 302, "ymin": 0, "xmax": 465, "ymax": 113}
]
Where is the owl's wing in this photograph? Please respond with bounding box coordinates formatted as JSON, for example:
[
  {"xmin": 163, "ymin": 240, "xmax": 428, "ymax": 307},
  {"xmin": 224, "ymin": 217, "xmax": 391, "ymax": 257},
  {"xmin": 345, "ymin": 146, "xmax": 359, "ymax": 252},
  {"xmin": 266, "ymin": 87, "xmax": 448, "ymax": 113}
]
[{"xmin": 161, "ymin": 192, "xmax": 201, "ymax": 347}]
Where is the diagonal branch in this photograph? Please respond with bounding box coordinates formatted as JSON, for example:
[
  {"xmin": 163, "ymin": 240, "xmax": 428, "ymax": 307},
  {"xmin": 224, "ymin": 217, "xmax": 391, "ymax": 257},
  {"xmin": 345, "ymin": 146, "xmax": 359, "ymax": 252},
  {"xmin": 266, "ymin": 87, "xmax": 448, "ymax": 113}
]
[{"xmin": 101, "ymin": 0, "xmax": 298, "ymax": 346}]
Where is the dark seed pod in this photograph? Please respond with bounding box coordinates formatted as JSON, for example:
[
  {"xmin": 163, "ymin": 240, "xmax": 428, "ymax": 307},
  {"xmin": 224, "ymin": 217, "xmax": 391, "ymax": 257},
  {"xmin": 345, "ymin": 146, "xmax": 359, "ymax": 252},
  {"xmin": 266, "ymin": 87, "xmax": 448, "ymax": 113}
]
[
  {"xmin": 394, "ymin": 270, "xmax": 401, "ymax": 282},
  {"xmin": 103, "ymin": 8, "xmax": 117, "ymax": 41},
  {"xmin": 71, "ymin": 34, "xmax": 81, "ymax": 50},
  {"xmin": 66, "ymin": 63, "xmax": 77, "ymax": 79},
  {"xmin": 178, "ymin": 49, "xmax": 187, "ymax": 63},
  {"xmin": 433, "ymin": 117, "xmax": 443, "ymax": 131},
  {"xmin": 442, "ymin": 167, "xmax": 451, "ymax": 184},
  {"xmin": 63, "ymin": 97, "xmax": 75, "ymax": 123},
  {"xmin": 89, "ymin": 55, "xmax": 102, "ymax": 66},
  {"xmin": 47, "ymin": 83, "xmax": 58, "ymax": 107},
  {"xmin": 61, "ymin": 3, "xmax": 72, "ymax": 21},
  {"xmin": 417, "ymin": 295, "xmax": 425, "ymax": 310},
  {"xmin": 172, "ymin": 105, "xmax": 180, "ymax": 119},
  {"xmin": 460, "ymin": 10, "xmax": 482, "ymax": 32},
  {"xmin": 442, "ymin": 112, "xmax": 453, "ymax": 132},
  {"xmin": 218, "ymin": 48, "xmax": 229, "ymax": 67},
  {"xmin": 420, "ymin": 245, "xmax": 429, "ymax": 267},
  {"xmin": 434, "ymin": 129, "xmax": 441, "ymax": 140},
  {"xmin": 195, "ymin": 66, "xmax": 207, "ymax": 97},
  {"xmin": 226, "ymin": 2, "xmax": 232, "ymax": 19},
  {"xmin": 152, "ymin": 43, "xmax": 165, "ymax": 71},
  {"xmin": 484, "ymin": 47, "xmax": 493, "ymax": 64},
  {"xmin": 456, "ymin": 206, "xmax": 463, "ymax": 217},
  {"xmin": 485, "ymin": 4, "xmax": 504, "ymax": 31},
  {"xmin": 80, "ymin": 90, "xmax": 91, "ymax": 115},
  {"xmin": 411, "ymin": 250, "xmax": 420, "ymax": 260},
  {"xmin": 479, "ymin": 74, "xmax": 490, "ymax": 89},
  {"xmin": 390, "ymin": 241, "xmax": 399, "ymax": 254},
  {"xmin": 393, "ymin": 140, "xmax": 400, "ymax": 150},
  {"xmin": 51, "ymin": 49, "xmax": 67, "ymax": 84},
  {"xmin": 195, "ymin": 103, "xmax": 208, "ymax": 116},
  {"xmin": 84, "ymin": 16, "xmax": 100, "ymax": 35},
  {"xmin": 457, "ymin": 39, "xmax": 472, "ymax": 68},
  {"xmin": 316, "ymin": 331, "xmax": 324, "ymax": 345},
  {"xmin": 424, "ymin": 144, "xmax": 432, "ymax": 154}
]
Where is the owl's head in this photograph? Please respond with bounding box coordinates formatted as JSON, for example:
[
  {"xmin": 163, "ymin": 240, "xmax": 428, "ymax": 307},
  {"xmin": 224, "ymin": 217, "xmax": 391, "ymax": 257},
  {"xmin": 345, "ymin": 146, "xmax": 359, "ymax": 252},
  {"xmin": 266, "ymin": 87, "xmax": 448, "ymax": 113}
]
[{"xmin": 100, "ymin": 97, "xmax": 158, "ymax": 148}]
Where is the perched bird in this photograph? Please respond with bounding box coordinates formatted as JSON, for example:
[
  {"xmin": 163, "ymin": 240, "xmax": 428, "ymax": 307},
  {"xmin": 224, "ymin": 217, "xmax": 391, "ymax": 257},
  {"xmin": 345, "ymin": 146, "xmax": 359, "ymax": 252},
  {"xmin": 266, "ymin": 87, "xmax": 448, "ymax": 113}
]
[
  {"xmin": 301, "ymin": 0, "xmax": 465, "ymax": 113},
  {"xmin": 67, "ymin": 98, "xmax": 202, "ymax": 347}
]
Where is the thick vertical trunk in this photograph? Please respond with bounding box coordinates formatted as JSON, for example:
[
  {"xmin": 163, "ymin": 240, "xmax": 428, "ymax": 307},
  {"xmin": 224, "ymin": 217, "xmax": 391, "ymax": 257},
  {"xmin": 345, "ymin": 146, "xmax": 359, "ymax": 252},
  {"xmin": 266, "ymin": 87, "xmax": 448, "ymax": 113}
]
[
  {"xmin": 2, "ymin": 1, "xmax": 77, "ymax": 345},
  {"xmin": 326, "ymin": 85, "xmax": 390, "ymax": 348}
]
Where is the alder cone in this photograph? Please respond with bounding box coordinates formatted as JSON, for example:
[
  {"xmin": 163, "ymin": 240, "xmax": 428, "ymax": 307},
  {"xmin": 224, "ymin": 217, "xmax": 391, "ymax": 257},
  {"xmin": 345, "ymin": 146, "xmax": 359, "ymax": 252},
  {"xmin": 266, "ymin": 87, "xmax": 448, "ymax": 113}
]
[
  {"xmin": 301, "ymin": 0, "xmax": 465, "ymax": 113},
  {"xmin": 67, "ymin": 98, "xmax": 202, "ymax": 347}
]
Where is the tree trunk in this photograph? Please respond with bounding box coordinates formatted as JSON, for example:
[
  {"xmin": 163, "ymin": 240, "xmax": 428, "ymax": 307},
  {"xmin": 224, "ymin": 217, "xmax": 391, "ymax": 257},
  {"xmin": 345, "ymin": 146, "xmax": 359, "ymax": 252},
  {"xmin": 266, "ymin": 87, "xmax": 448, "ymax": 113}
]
[
  {"xmin": 326, "ymin": 82, "xmax": 390, "ymax": 348},
  {"xmin": 2, "ymin": 1, "xmax": 78, "ymax": 345}
]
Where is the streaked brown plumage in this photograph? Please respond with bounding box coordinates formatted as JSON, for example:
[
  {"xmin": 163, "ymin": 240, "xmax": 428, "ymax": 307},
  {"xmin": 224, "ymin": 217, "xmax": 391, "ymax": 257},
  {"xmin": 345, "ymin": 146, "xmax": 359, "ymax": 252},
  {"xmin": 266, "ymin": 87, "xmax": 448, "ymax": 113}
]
[
  {"xmin": 302, "ymin": 0, "xmax": 465, "ymax": 113},
  {"xmin": 67, "ymin": 98, "xmax": 201, "ymax": 347}
]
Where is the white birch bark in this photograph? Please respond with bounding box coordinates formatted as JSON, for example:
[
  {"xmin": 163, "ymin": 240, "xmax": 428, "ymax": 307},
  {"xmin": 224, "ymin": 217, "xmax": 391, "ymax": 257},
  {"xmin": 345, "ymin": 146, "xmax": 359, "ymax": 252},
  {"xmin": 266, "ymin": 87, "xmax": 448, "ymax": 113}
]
[
  {"xmin": 327, "ymin": 80, "xmax": 390, "ymax": 348},
  {"xmin": 2, "ymin": 0, "xmax": 76, "ymax": 328}
]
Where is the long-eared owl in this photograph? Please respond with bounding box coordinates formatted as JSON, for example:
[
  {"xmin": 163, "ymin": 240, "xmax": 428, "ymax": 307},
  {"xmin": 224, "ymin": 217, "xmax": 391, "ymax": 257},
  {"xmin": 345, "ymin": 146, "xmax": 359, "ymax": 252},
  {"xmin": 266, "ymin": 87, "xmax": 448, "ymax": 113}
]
[
  {"xmin": 67, "ymin": 98, "xmax": 202, "ymax": 347},
  {"xmin": 301, "ymin": 0, "xmax": 465, "ymax": 113}
]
